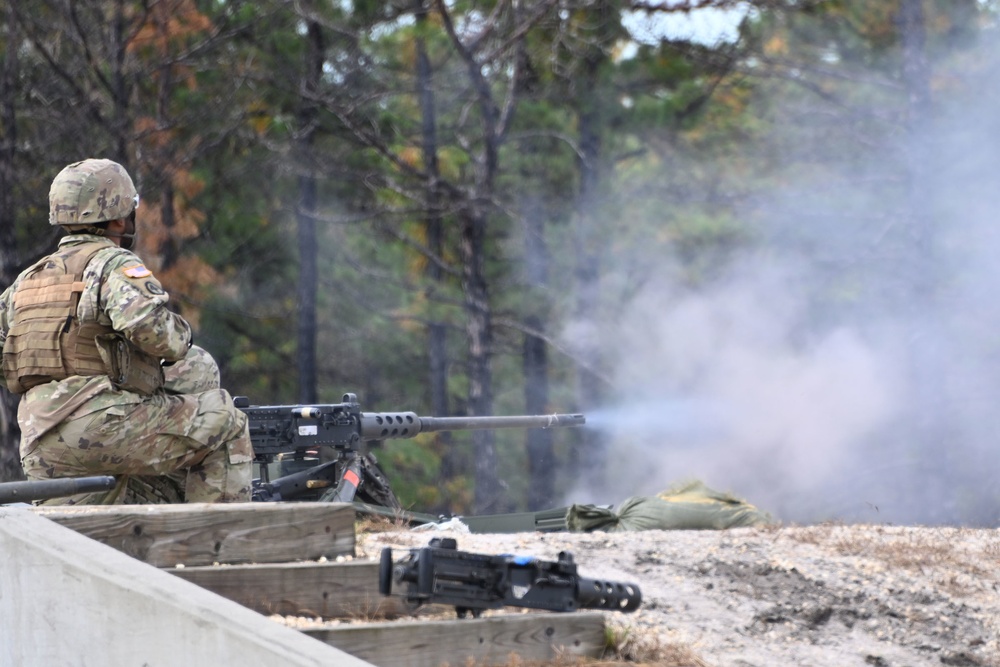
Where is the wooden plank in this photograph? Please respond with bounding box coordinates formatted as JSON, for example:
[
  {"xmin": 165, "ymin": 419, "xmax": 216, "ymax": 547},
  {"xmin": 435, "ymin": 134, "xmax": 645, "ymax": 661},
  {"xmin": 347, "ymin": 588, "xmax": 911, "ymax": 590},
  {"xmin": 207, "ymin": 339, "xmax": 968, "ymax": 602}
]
[
  {"xmin": 32, "ymin": 502, "xmax": 355, "ymax": 567},
  {"xmin": 302, "ymin": 613, "xmax": 607, "ymax": 667},
  {"xmin": 170, "ymin": 561, "xmax": 430, "ymax": 619}
]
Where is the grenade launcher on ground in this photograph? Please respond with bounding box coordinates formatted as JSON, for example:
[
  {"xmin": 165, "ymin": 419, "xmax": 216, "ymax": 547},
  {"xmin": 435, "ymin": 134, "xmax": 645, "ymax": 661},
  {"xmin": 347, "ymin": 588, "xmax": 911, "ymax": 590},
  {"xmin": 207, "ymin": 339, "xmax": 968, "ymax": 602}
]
[
  {"xmin": 235, "ymin": 393, "xmax": 585, "ymax": 507},
  {"xmin": 379, "ymin": 537, "xmax": 642, "ymax": 618}
]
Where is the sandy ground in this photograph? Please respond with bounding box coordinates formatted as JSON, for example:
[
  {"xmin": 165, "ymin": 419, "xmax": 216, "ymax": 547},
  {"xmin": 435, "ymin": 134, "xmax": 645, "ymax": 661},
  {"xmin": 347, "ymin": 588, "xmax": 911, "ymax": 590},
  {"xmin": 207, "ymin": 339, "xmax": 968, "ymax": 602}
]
[{"xmin": 355, "ymin": 523, "xmax": 1000, "ymax": 667}]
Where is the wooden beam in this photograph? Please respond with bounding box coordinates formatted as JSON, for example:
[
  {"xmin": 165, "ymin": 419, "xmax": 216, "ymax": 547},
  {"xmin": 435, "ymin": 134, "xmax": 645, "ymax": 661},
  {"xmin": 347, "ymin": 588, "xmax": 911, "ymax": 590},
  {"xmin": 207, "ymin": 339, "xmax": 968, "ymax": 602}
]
[
  {"xmin": 302, "ymin": 613, "xmax": 607, "ymax": 667},
  {"xmin": 32, "ymin": 502, "xmax": 355, "ymax": 567},
  {"xmin": 170, "ymin": 561, "xmax": 431, "ymax": 619}
]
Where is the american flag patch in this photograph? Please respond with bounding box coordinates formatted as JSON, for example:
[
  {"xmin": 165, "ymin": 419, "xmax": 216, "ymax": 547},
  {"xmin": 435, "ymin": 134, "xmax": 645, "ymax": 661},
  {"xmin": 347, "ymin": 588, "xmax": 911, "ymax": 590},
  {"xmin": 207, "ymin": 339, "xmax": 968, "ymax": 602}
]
[{"xmin": 122, "ymin": 265, "xmax": 152, "ymax": 279}]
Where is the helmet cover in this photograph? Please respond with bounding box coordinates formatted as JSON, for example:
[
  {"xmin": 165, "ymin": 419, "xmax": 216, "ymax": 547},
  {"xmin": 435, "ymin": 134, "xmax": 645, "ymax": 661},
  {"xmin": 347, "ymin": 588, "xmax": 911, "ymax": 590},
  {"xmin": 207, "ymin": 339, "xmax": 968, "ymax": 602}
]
[{"xmin": 49, "ymin": 158, "xmax": 139, "ymax": 226}]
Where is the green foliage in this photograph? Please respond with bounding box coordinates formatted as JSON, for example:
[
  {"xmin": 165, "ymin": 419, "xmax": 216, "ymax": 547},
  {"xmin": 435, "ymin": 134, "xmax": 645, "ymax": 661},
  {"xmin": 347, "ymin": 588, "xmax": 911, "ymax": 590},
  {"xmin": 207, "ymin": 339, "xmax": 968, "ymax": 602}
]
[{"xmin": 374, "ymin": 436, "xmax": 444, "ymax": 510}]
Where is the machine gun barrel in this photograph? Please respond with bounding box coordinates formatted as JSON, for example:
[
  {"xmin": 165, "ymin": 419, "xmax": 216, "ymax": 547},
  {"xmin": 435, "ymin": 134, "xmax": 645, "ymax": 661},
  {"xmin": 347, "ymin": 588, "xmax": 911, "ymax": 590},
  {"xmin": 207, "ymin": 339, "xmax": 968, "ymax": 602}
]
[
  {"xmin": 360, "ymin": 412, "xmax": 585, "ymax": 439},
  {"xmin": 0, "ymin": 475, "xmax": 117, "ymax": 505}
]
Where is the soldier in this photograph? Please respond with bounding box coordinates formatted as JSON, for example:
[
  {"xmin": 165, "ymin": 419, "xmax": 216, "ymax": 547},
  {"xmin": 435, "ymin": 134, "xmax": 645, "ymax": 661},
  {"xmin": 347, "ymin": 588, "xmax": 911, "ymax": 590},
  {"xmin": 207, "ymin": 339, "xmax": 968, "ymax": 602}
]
[{"xmin": 0, "ymin": 158, "xmax": 252, "ymax": 504}]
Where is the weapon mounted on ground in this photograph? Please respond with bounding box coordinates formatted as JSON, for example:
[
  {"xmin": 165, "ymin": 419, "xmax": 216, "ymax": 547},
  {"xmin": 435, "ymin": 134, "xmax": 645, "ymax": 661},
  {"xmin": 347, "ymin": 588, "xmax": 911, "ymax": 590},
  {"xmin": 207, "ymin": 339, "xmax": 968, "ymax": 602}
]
[
  {"xmin": 379, "ymin": 537, "xmax": 642, "ymax": 618},
  {"xmin": 236, "ymin": 393, "xmax": 585, "ymax": 507},
  {"xmin": 0, "ymin": 475, "xmax": 117, "ymax": 505}
]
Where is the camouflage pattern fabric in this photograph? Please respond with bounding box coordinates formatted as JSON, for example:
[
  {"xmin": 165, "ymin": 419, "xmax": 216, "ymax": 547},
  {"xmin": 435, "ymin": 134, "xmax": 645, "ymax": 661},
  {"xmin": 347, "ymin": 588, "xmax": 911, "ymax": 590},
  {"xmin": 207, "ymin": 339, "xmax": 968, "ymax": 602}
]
[
  {"xmin": 163, "ymin": 344, "xmax": 221, "ymax": 395},
  {"xmin": 49, "ymin": 158, "xmax": 138, "ymax": 226},
  {"xmin": 17, "ymin": 344, "xmax": 252, "ymax": 505},
  {"xmin": 0, "ymin": 234, "xmax": 252, "ymax": 504},
  {"xmin": 2, "ymin": 235, "xmax": 193, "ymax": 368}
]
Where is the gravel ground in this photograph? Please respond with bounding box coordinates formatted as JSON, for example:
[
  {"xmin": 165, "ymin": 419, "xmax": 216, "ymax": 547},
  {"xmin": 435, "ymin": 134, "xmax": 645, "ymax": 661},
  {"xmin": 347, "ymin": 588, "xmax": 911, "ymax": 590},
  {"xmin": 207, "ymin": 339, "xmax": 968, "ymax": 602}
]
[{"xmin": 355, "ymin": 523, "xmax": 1000, "ymax": 667}]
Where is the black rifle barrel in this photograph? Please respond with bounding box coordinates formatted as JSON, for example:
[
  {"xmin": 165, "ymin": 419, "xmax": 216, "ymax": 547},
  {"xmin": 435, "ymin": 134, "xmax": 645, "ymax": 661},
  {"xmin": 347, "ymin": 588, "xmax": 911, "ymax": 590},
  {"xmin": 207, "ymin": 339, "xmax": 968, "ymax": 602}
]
[
  {"xmin": 361, "ymin": 412, "xmax": 585, "ymax": 439},
  {"xmin": 0, "ymin": 475, "xmax": 117, "ymax": 505}
]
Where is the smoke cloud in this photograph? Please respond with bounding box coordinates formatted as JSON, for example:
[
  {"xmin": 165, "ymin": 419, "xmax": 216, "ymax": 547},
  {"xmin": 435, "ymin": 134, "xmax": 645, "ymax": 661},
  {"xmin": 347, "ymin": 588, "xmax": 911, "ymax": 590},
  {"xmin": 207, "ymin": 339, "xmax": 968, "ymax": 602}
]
[
  {"xmin": 564, "ymin": 21, "xmax": 1000, "ymax": 526},
  {"xmin": 576, "ymin": 262, "xmax": 905, "ymax": 522}
]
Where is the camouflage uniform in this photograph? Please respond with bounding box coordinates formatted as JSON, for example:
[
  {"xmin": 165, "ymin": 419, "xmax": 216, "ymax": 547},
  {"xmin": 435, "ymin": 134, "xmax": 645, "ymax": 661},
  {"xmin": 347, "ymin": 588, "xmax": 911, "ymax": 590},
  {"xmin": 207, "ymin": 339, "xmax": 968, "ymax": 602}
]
[{"xmin": 0, "ymin": 159, "xmax": 251, "ymax": 504}]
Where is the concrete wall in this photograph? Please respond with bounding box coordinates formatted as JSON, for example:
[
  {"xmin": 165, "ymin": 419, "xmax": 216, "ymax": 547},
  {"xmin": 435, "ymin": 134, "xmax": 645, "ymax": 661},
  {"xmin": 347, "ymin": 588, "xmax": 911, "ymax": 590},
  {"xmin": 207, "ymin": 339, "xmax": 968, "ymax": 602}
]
[{"xmin": 0, "ymin": 507, "xmax": 373, "ymax": 667}]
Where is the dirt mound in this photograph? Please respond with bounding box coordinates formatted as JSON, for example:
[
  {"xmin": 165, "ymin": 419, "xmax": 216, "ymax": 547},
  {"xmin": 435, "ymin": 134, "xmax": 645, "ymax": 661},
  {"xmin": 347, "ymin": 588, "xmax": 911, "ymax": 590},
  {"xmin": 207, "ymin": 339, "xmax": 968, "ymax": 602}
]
[{"xmin": 358, "ymin": 524, "xmax": 1000, "ymax": 666}]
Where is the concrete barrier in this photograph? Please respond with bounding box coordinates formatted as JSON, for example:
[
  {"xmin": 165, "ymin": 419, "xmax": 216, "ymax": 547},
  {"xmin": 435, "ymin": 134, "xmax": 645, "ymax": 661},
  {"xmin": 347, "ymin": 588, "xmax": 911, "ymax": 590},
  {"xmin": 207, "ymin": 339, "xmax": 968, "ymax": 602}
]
[{"xmin": 0, "ymin": 506, "xmax": 373, "ymax": 667}]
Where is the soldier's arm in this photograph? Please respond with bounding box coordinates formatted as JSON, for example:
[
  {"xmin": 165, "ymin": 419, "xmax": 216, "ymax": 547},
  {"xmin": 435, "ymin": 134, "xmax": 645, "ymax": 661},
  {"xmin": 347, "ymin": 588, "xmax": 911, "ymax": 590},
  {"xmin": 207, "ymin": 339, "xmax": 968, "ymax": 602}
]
[{"xmin": 101, "ymin": 257, "xmax": 193, "ymax": 363}]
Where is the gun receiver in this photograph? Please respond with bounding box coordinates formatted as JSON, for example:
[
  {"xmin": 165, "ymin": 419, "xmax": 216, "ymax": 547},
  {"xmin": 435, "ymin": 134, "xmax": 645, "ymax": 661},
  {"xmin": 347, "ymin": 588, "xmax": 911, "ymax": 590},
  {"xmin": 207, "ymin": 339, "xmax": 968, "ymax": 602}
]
[
  {"xmin": 236, "ymin": 393, "xmax": 585, "ymax": 506},
  {"xmin": 0, "ymin": 475, "xmax": 117, "ymax": 505},
  {"xmin": 379, "ymin": 537, "xmax": 641, "ymax": 618}
]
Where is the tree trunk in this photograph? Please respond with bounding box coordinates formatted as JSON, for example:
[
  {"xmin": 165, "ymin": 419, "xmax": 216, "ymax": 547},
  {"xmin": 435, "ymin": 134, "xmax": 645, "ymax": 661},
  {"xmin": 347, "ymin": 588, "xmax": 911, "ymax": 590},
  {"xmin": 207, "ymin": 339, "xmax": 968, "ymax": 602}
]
[
  {"xmin": 569, "ymin": 18, "xmax": 610, "ymax": 494},
  {"xmin": 434, "ymin": 0, "xmax": 506, "ymax": 514},
  {"xmin": 296, "ymin": 17, "xmax": 324, "ymax": 404},
  {"xmin": 522, "ymin": 199, "xmax": 554, "ymax": 510},
  {"xmin": 0, "ymin": 5, "xmax": 23, "ymax": 482},
  {"xmin": 110, "ymin": 0, "xmax": 130, "ymax": 166},
  {"xmin": 296, "ymin": 177, "xmax": 318, "ymax": 404},
  {"xmin": 414, "ymin": 0, "xmax": 455, "ymax": 495},
  {"xmin": 461, "ymin": 92, "xmax": 499, "ymax": 513},
  {"xmin": 461, "ymin": 207, "xmax": 500, "ymax": 513},
  {"xmin": 152, "ymin": 0, "xmax": 178, "ymax": 273}
]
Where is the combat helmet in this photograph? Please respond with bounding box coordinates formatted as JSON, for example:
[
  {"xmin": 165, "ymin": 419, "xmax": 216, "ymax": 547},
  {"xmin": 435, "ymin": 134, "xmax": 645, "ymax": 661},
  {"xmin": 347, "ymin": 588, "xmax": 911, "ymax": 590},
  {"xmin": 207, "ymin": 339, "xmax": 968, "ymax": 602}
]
[{"xmin": 49, "ymin": 158, "xmax": 139, "ymax": 227}]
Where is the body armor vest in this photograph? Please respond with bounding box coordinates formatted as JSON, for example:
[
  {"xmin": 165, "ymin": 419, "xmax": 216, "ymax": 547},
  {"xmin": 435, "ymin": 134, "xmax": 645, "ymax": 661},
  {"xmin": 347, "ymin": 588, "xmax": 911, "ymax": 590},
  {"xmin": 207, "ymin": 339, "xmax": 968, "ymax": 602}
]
[{"xmin": 2, "ymin": 243, "xmax": 163, "ymax": 395}]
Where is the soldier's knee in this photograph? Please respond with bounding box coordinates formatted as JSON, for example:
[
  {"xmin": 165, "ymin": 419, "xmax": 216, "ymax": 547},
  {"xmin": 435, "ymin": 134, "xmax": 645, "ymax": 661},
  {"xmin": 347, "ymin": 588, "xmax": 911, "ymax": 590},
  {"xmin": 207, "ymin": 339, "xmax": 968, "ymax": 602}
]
[
  {"xmin": 163, "ymin": 345, "xmax": 221, "ymax": 393},
  {"xmin": 225, "ymin": 421, "xmax": 254, "ymax": 464}
]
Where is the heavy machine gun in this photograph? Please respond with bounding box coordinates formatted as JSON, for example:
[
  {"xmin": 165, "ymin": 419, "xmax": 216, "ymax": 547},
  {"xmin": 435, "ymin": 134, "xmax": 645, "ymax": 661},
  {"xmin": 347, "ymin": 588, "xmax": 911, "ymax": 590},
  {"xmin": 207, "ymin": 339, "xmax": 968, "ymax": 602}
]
[
  {"xmin": 379, "ymin": 537, "xmax": 642, "ymax": 618},
  {"xmin": 236, "ymin": 393, "xmax": 585, "ymax": 508},
  {"xmin": 0, "ymin": 475, "xmax": 117, "ymax": 505}
]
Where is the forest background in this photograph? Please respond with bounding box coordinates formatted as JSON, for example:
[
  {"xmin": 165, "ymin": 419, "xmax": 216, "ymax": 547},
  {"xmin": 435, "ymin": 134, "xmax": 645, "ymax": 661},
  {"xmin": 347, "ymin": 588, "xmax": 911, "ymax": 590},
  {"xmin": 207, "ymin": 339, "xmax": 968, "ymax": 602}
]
[{"xmin": 2, "ymin": 0, "xmax": 999, "ymax": 527}]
